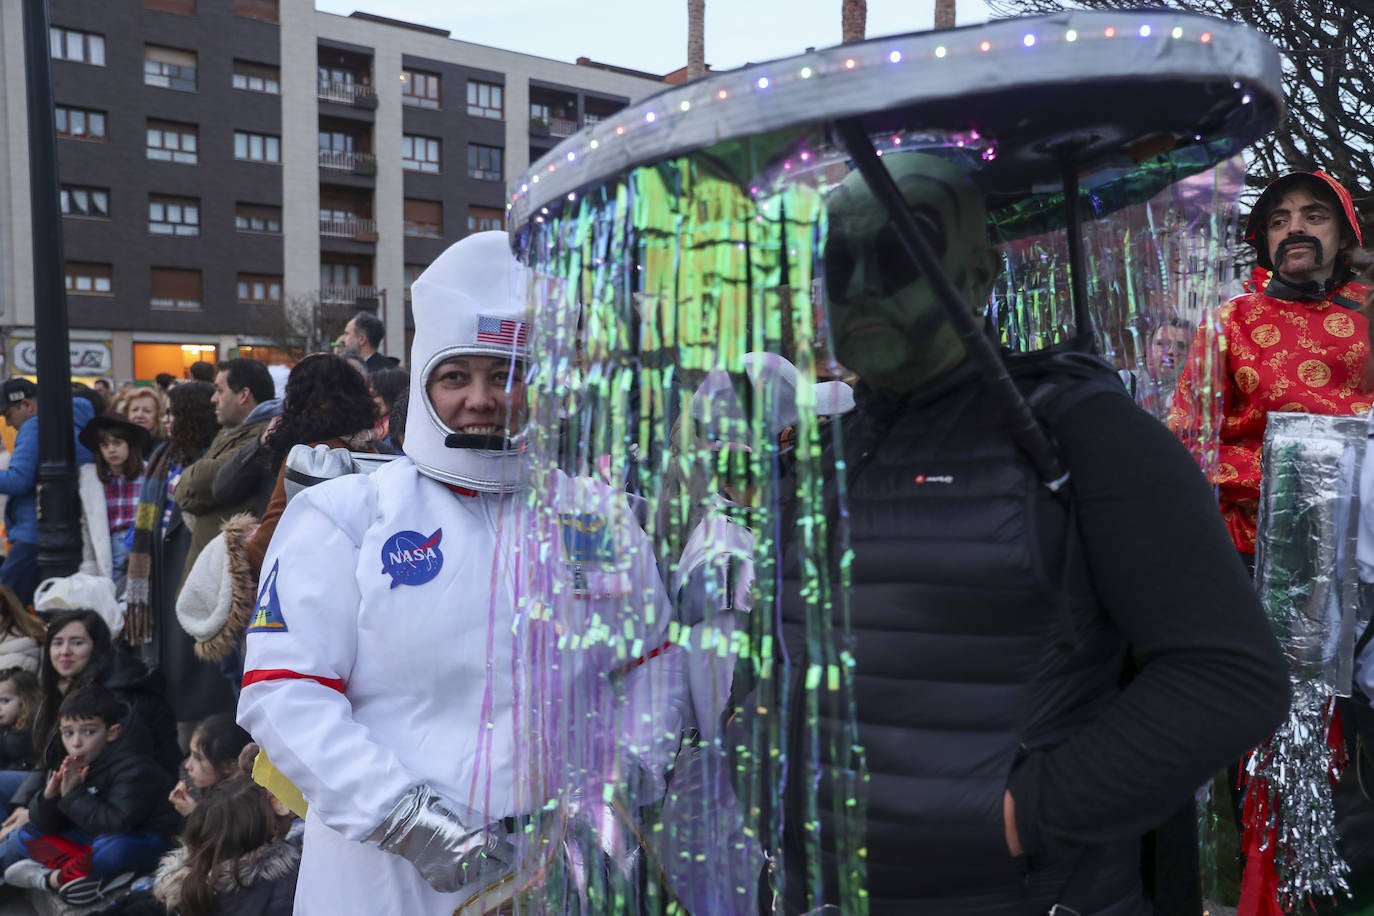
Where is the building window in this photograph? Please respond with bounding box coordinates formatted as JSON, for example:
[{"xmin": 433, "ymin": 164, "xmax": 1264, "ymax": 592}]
[
  {"xmin": 146, "ymin": 120, "xmax": 198, "ymax": 164},
  {"xmin": 320, "ymin": 262, "xmax": 362, "ymax": 287},
  {"xmin": 150, "ymin": 268, "xmax": 202, "ymax": 310},
  {"xmin": 318, "ymin": 130, "xmax": 355, "ymax": 153},
  {"xmin": 55, "ymin": 105, "xmax": 107, "ymax": 141},
  {"xmin": 234, "ymin": 130, "xmax": 280, "ymax": 163},
  {"xmin": 61, "ymin": 185, "xmax": 110, "ymax": 219},
  {"xmin": 231, "ymin": 0, "xmax": 278, "ymax": 22},
  {"xmin": 65, "ymin": 262, "xmax": 113, "ymax": 295},
  {"xmin": 50, "ymin": 27, "xmax": 105, "ymax": 65},
  {"xmin": 144, "ymin": 45, "xmax": 197, "ymax": 91},
  {"xmin": 467, "ymin": 206, "xmax": 505, "ymax": 235},
  {"xmin": 149, "ymin": 194, "xmax": 200, "ymax": 237},
  {"xmin": 402, "ymin": 69, "xmax": 440, "ymax": 109},
  {"xmin": 403, "ymin": 199, "xmax": 443, "ymax": 238},
  {"xmin": 404, "ymin": 263, "xmax": 423, "ymax": 300},
  {"xmin": 466, "ymin": 144, "xmax": 502, "ymax": 182},
  {"xmin": 237, "ymin": 274, "xmax": 283, "ymax": 305},
  {"xmin": 466, "ymin": 81, "xmax": 503, "ymax": 119},
  {"xmin": 402, "ymin": 134, "xmax": 441, "ymax": 173},
  {"xmin": 235, "ymin": 203, "xmax": 281, "ymax": 234},
  {"xmin": 232, "ymin": 60, "xmax": 279, "ymax": 94},
  {"xmin": 145, "ymin": 0, "xmax": 196, "ymax": 14}
]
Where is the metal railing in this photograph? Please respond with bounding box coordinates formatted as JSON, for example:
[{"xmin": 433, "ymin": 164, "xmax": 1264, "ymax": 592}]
[
  {"xmin": 318, "ymin": 80, "xmax": 377, "ymax": 106},
  {"xmin": 319, "ymin": 215, "xmax": 377, "ymax": 239},
  {"xmin": 318, "ymin": 285, "xmax": 381, "ymax": 306},
  {"xmin": 318, "ymin": 149, "xmax": 376, "ymax": 174},
  {"xmin": 548, "ymin": 116, "xmax": 579, "ymax": 138}
]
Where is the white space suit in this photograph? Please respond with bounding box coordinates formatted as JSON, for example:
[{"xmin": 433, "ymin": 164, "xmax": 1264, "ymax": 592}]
[{"xmin": 238, "ymin": 232, "xmax": 684, "ymax": 915}]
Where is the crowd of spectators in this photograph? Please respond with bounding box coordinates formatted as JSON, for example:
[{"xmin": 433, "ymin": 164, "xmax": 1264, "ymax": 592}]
[{"xmin": 0, "ymin": 311, "xmax": 406, "ymax": 911}]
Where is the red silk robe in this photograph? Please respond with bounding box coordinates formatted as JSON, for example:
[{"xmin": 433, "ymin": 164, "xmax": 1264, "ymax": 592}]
[{"xmin": 1167, "ymin": 267, "xmax": 1372, "ymax": 553}]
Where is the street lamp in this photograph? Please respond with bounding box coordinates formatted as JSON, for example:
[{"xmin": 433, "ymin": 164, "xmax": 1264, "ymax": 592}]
[{"xmin": 22, "ymin": 0, "xmax": 82, "ymax": 581}]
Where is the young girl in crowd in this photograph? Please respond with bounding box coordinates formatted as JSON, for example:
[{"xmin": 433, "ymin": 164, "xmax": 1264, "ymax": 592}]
[
  {"xmin": 0, "ymin": 586, "xmax": 44, "ymax": 672},
  {"xmin": 79, "ymin": 414, "xmax": 150, "ymax": 594},
  {"xmin": 0, "ymin": 667, "xmax": 40, "ymax": 801},
  {"xmin": 154, "ymin": 776, "xmax": 300, "ymax": 916},
  {"xmin": 168, "ymin": 714, "xmax": 252, "ymax": 817}
]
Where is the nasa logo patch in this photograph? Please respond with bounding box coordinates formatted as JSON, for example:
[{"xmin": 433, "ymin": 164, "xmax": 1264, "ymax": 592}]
[
  {"xmin": 247, "ymin": 560, "xmax": 288, "ymax": 634},
  {"xmin": 559, "ymin": 513, "xmax": 615, "ymax": 564},
  {"xmin": 380, "ymin": 528, "xmax": 444, "ymax": 589}
]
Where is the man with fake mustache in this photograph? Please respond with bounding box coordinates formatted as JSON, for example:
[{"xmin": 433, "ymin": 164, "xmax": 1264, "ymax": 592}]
[{"xmin": 1169, "ymin": 170, "xmax": 1372, "ymax": 558}]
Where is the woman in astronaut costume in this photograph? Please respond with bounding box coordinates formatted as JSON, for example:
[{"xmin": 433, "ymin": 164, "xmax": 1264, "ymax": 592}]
[{"xmin": 237, "ymin": 231, "xmax": 686, "ymax": 915}]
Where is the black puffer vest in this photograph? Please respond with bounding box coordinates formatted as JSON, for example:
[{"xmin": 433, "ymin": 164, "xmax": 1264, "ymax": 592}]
[{"xmin": 775, "ymin": 359, "xmax": 1144, "ymax": 916}]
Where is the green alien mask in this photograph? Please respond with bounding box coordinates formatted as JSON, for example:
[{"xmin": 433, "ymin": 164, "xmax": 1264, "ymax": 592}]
[{"xmin": 824, "ymin": 152, "xmax": 1000, "ymax": 393}]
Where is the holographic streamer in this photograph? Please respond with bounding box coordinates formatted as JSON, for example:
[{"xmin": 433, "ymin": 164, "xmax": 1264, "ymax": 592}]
[
  {"xmin": 515, "ymin": 130, "xmax": 869, "ymax": 914},
  {"xmin": 1245, "ymin": 413, "xmax": 1367, "ymax": 909}
]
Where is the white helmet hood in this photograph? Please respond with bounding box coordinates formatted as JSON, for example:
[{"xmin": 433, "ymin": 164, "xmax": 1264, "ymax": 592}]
[{"xmin": 407, "ymin": 231, "xmax": 532, "ymax": 492}]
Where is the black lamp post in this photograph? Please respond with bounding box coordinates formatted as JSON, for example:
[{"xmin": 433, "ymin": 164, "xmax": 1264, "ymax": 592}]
[{"xmin": 22, "ymin": 0, "xmax": 82, "ymax": 582}]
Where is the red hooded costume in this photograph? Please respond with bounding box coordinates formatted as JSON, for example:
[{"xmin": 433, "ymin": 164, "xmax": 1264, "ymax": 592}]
[{"xmin": 1168, "ymin": 170, "xmax": 1371, "ymax": 554}]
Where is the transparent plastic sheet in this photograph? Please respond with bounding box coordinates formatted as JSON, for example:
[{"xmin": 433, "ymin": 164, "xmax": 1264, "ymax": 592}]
[
  {"xmin": 512, "ymin": 130, "xmax": 864, "ymax": 914},
  {"xmin": 992, "ymin": 154, "xmax": 1244, "ymax": 441}
]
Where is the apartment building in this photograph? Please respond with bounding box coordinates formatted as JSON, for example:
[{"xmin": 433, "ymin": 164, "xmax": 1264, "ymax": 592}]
[{"xmin": 0, "ymin": 0, "xmax": 662, "ymax": 381}]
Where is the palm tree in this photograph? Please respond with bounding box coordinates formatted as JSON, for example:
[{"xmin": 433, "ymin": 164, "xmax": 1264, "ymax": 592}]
[
  {"xmin": 841, "ymin": 0, "xmax": 867, "ymax": 42},
  {"xmin": 687, "ymin": 0, "xmax": 706, "ymax": 80},
  {"xmin": 935, "ymin": 0, "xmax": 956, "ymax": 28}
]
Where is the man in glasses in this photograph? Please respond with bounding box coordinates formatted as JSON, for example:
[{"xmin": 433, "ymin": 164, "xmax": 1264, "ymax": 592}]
[{"xmin": 754, "ymin": 152, "xmax": 1288, "ymax": 915}]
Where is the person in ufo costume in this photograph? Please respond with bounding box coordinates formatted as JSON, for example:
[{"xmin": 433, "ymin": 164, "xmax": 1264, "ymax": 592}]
[
  {"xmin": 237, "ymin": 231, "xmax": 688, "ymax": 915},
  {"xmin": 736, "ymin": 151, "xmax": 1292, "ymax": 915}
]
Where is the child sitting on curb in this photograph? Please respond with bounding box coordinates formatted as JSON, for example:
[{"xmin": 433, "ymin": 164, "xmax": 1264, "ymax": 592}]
[{"xmin": 3, "ymin": 686, "xmax": 179, "ymax": 905}]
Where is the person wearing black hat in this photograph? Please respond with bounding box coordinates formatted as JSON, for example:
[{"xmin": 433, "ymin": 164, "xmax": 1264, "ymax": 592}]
[
  {"xmin": 77, "ymin": 413, "xmax": 149, "ymax": 595},
  {"xmin": 1168, "ymin": 170, "xmax": 1372, "ymax": 558},
  {"xmin": 0, "ymin": 378, "xmax": 41, "ymax": 607}
]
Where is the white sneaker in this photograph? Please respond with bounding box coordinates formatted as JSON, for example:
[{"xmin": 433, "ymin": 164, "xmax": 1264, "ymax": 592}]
[{"xmin": 3, "ymin": 858, "xmax": 53, "ymax": 891}]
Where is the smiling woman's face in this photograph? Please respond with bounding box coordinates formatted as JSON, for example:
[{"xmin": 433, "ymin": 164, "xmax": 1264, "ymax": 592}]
[{"xmin": 425, "ymin": 355, "xmax": 527, "ymax": 436}]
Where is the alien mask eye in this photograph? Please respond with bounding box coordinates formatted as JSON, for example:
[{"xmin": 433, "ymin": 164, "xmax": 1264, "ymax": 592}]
[{"xmin": 824, "ymin": 205, "xmax": 948, "ymax": 302}]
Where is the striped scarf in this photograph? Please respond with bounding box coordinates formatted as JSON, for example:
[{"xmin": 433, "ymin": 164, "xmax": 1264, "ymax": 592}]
[{"xmin": 124, "ymin": 443, "xmax": 176, "ymax": 645}]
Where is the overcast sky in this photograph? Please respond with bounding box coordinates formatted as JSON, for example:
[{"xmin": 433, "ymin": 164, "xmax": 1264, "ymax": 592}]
[{"xmin": 313, "ymin": 1, "xmax": 998, "ymax": 75}]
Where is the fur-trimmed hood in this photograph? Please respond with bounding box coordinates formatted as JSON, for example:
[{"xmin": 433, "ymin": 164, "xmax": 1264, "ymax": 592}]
[
  {"xmin": 155, "ymin": 837, "xmax": 301, "ymax": 912},
  {"xmin": 176, "ymin": 513, "xmax": 259, "ymax": 663}
]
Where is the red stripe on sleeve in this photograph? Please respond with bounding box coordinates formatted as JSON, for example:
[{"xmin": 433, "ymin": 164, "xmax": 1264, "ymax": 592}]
[
  {"xmin": 241, "ymin": 669, "xmax": 346, "ymax": 693},
  {"xmin": 615, "ymin": 641, "xmax": 676, "ymax": 677}
]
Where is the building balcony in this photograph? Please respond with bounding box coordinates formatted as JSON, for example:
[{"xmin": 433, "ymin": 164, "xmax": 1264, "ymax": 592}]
[
  {"xmin": 548, "ymin": 116, "xmax": 579, "ymax": 138},
  {"xmin": 320, "ymin": 215, "xmax": 378, "ymax": 242},
  {"xmin": 318, "ymin": 149, "xmax": 376, "ymax": 176},
  {"xmin": 318, "ymin": 80, "xmax": 378, "ymax": 109},
  {"xmin": 318, "ymin": 286, "xmax": 381, "ymax": 310}
]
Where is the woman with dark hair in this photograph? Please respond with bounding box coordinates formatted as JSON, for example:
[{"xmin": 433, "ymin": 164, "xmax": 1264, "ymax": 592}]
[
  {"xmin": 124, "ymin": 381, "xmax": 235, "ymax": 741},
  {"xmin": 239, "ymin": 354, "xmax": 378, "ymax": 578},
  {"xmin": 368, "ymin": 367, "xmax": 409, "ymax": 451},
  {"xmin": 0, "ymin": 611, "xmax": 179, "ymax": 869}
]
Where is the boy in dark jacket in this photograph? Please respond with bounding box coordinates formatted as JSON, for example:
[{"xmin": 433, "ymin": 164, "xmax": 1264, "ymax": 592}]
[{"xmin": 3, "ymin": 687, "xmax": 178, "ymax": 904}]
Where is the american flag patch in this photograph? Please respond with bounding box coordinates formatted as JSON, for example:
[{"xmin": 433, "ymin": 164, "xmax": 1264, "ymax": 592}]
[{"xmin": 475, "ymin": 315, "xmax": 528, "ymax": 349}]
